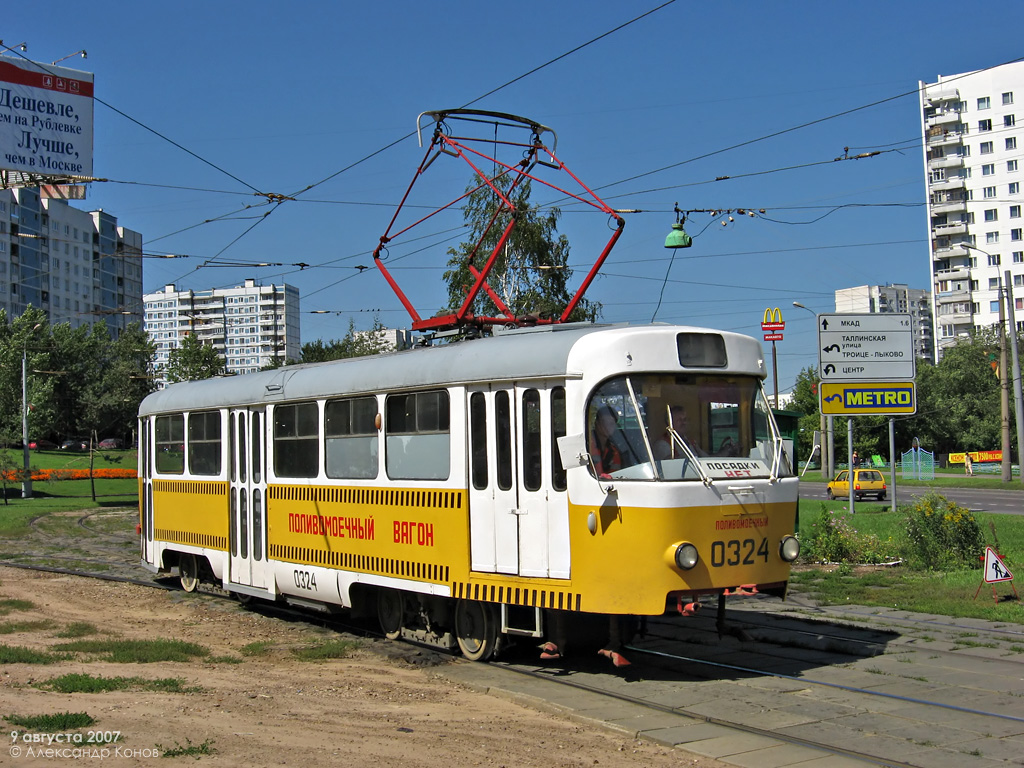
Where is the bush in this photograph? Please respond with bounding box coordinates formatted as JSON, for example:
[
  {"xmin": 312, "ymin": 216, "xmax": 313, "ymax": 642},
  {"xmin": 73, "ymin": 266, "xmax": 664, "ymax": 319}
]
[
  {"xmin": 901, "ymin": 492, "xmax": 984, "ymax": 571},
  {"xmin": 801, "ymin": 504, "xmax": 896, "ymax": 564}
]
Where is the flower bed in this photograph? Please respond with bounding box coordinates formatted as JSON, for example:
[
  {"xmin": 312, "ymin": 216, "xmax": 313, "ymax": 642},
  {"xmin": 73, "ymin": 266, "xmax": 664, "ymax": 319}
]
[{"xmin": 1, "ymin": 468, "xmax": 137, "ymax": 482}]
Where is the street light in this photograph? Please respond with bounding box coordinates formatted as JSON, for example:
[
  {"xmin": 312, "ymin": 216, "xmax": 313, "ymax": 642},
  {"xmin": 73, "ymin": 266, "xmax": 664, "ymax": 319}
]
[
  {"xmin": 21, "ymin": 323, "xmax": 42, "ymax": 498},
  {"xmin": 792, "ymin": 302, "xmax": 834, "ymax": 479}
]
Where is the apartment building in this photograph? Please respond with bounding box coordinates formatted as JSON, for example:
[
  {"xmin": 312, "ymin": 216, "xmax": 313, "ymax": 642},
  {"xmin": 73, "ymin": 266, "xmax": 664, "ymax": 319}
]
[
  {"xmin": 920, "ymin": 60, "xmax": 1024, "ymax": 359},
  {"xmin": 0, "ymin": 186, "xmax": 143, "ymax": 335},
  {"xmin": 834, "ymin": 284, "xmax": 934, "ymax": 364},
  {"xmin": 144, "ymin": 279, "xmax": 300, "ymax": 385}
]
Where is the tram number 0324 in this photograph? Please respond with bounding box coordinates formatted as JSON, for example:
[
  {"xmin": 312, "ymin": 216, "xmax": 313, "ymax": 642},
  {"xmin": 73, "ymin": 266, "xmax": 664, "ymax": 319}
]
[
  {"xmin": 710, "ymin": 538, "xmax": 769, "ymax": 567},
  {"xmin": 293, "ymin": 569, "xmax": 317, "ymax": 590}
]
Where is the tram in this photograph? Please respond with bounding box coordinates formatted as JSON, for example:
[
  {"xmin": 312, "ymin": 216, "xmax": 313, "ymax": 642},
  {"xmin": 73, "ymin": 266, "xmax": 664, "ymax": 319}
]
[{"xmin": 137, "ymin": 322, "xmax": 800, "ymax": 660}]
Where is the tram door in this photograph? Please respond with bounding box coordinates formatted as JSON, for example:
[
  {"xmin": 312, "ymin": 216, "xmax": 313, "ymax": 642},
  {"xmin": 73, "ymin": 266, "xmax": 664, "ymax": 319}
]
[
  {"xmin": 228, "ymin": 408, "xmax": 268, "ymax": 589},
  {"xmin": 139, "ymin": 419, "xmax": 153, "ymax": 565},
  {"xmin": 468, "ymin": 383, "xmax": 567, "ymax": 578},
  {"xmin": 468, "ymin": 387, "xmax": 520, "ymax": 574}
]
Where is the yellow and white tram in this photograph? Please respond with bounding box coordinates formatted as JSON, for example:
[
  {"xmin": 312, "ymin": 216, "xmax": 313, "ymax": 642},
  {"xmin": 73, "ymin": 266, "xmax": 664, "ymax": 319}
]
[{"xmin": 138, "ymin": 323, "xmax": 799, "ymax": 660}]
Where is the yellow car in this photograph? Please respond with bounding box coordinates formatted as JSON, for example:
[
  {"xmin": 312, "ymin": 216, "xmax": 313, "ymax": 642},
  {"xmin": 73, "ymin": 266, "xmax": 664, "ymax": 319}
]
[{"xmin": 827, "ymin": 469, "xmax": 887, "ymax": 501}]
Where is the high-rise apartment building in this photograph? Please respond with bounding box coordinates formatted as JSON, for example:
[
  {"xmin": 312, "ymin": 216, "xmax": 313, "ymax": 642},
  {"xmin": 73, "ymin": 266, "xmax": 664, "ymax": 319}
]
[
  {"xmin": 144, "ymin": 279, "xmax": 300, "ymax": 386},
  {"xmin": 0, "ymin": 186, "xmax": 143, "ymax": 335},
  {"xmin": 920, "ymin": 61, "xmax": 1024, "ymax": 360},
  {"xmin": 835, "ymin": 284, "xmax": 934, "ymax": 364}
]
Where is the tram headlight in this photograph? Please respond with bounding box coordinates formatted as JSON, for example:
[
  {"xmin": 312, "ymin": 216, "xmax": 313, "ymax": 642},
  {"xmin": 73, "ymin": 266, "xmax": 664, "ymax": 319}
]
[
  {"xmin": 674, "ymin": 542, "xmax": 699, "ymax": 570},
  {"xmin": 779, "ymin": 535, "xmax": 800, "ymax": 563}
]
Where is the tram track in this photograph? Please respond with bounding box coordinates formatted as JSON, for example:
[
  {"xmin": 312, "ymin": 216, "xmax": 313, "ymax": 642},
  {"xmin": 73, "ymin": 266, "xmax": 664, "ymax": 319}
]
[
  {"xmin": 487, "ymin": 658, "xmax": 922, "ymax": 768},
  {"xmin": 4, "ymin": 508, "xmax": 1023, "ymax": 766}
]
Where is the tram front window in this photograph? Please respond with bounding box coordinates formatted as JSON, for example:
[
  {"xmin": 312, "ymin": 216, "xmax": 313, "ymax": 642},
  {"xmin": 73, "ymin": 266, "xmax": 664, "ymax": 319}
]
[{"xmin": 586, "ymin": 374, "xmax": 793, "ymax": 481}]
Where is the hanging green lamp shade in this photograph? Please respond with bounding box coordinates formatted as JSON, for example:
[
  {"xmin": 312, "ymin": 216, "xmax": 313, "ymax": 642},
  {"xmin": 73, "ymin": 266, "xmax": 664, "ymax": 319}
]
[{"xmin": 664, "ymin": 222, "xmax": 692, "ymax": 249}]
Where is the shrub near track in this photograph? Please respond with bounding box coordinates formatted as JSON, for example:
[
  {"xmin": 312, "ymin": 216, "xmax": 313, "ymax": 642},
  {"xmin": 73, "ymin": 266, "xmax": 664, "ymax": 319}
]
[{"xmin": 794, "ymin": 496, "xmax": 1023, "ymax": 622}]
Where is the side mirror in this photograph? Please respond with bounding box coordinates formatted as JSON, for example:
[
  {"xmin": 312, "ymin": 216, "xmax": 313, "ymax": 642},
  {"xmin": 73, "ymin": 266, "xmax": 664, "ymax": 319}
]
[{"xmin": 557, "ymin": 433, "xmax": 588, "ymax": 470}]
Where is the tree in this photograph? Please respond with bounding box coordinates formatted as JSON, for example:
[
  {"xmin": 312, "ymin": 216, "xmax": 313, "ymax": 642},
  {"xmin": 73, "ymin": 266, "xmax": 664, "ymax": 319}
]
[
  {"xmin": 165, "ymin": 334, "xmax": 226, "ymax": 383},
  {"xmin": 84, "ymin": 323, "xmax": 156, "ymax": 441},
  {"xmin": 443, "ymin": 177, "xmax": 599, "ymax": 323},
  {"xmin": 904, "ymin": 330, "xmax": 1002, "ymax": 455},
  {"xmin": 293, "ymin": 318, "xmax": 397, "ymax": 365}
]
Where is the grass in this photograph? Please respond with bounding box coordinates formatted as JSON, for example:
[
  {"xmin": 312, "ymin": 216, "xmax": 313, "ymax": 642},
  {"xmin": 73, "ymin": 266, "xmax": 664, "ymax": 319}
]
[
  {"xmin": 0, "ymin": 644, "xmax": 65, "ymax": 664},
  {"xmin": 239, "ymin": 640, "xmax": 274, "ymax": 657},
  {"xmin": 0, "ymin": 598, "xmax": 36, "ymax": 615},
  {"xmin": 291, "ymin": 638, "xmax": 359, "ymax": 661},
  {"xmin": 39, "ymin": 673, "xmax": 202, "ymax": 694},
  {"xmin": 793, "ymin": 498, "xmax": 1024, "ymax": 623},
  {"xmin": 5, "ymin": 711, "xmax": 95, "ymax": 731},
  {"xmin": 51, "ymin": 638, "xmax": 209, "ymax": 663},
  {"xmin": 0, "ymin": 620, "xmax": 53, "ymax": 634},
  {"xmin": 54, "ymin": 622, "xmax": 100, "ymax": 638},
  {"xmin": 158, "ymin": 738, "xmax": 216, "ymax": 758}
]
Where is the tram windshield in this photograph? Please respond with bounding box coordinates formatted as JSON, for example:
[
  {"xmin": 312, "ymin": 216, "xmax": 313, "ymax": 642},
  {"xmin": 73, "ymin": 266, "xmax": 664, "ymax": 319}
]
[{"xmin": 586, "ymin": 374, "xmax": 794, "ymax": 481}]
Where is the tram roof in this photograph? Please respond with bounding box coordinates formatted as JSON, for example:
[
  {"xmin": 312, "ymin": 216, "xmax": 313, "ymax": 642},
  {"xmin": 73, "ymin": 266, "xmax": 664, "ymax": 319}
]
[{"xmin": 139, "ymin": 323, "xmax": 761, "ymax": 415}]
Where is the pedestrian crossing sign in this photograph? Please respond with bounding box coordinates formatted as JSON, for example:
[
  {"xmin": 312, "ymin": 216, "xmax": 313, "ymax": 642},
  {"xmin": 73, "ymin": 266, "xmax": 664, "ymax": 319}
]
[{"xmin": 983, "ymin": 547, "xmax": 1014, "ymax": 583}]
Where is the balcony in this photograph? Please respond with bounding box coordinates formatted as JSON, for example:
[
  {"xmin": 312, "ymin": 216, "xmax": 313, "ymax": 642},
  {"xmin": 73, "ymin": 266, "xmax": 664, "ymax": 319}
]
[
  {"xmin": 926, "ymin": 110, "xmax": 963, "ymax": 128},
  {"xmin": 935, "ymin": 244, "xmax": 970, "ymax": 259},
  {"xmin": 925, "ymin": 87, "xmax": 960, "ymax": 104},
  {"xmin": 927, "ymin": 130, "xmax": 965, "ymax": 147},
  {"xmin": 935, "ymin": 266, "xmax": 970, "ymax": 281},
  {"xmin": 930, "ymin": 176, "xmax": 966, "ymax": 191},
  {"xmin": 932, "ymin": 199, "xmax": 967, "ymax": 215},
  {"xmin": 928, "ymin": 155, "xmax": 965, "ymax": 170},
  {"xmin": 933, "ymin": 221, "xmax": 967, "ymax": 236}
]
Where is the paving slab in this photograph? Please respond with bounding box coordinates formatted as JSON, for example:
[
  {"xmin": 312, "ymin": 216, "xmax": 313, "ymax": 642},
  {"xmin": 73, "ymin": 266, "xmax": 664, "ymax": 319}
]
[
  {"xmin": 724, "ymin": 743, "xmax": 834, "ymax": 768},
  {"xmin": 679, "ymin": 732, "xmax": 786, "ymax": 759},
  {"xmin": 640, "ymin": 722, "xmax": 737, "ymax": 746}
]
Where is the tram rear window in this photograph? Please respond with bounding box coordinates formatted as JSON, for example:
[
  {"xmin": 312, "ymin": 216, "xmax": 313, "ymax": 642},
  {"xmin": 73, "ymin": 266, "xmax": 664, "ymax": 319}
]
[
  {"xmin": 677, "ymin": 333, "xmax": 727, "ymax": 368},
  {"xmin": 155, "ymin": 414, "xmax": 184, "ymax": 475}
]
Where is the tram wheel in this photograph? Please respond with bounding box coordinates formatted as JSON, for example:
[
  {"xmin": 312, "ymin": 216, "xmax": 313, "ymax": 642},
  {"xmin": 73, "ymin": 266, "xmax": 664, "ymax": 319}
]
[
  {"xmin": 455, "ymin": 599, "xmax": 497, "ymax": 661},
  {"xmin": 377, "ymin": 590, "xmax": 405, "ymax": 640},
  {"xmin": 179, "ymin": 553, "xmax": 200, "ymax": 593}
]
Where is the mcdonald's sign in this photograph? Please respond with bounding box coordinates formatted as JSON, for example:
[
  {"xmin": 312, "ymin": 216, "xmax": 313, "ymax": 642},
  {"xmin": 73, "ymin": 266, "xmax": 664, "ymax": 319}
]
[{"xmin": 761, "ymin": 307, "xmax": 785, "ymax": 332}]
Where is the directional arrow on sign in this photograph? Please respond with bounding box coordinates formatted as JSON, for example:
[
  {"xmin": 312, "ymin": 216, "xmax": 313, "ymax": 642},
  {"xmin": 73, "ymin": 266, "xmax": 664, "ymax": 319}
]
[
  {"xmin": 824, "ymin": 364, "xmax": 835, "ymax": 375},
  {"xmin": 823, "ymin": 344, "xmax": 840, "ymax": 353},
  {"xmin": 821, "ymin": 318, "xmax": 829, "ymax": 330}
]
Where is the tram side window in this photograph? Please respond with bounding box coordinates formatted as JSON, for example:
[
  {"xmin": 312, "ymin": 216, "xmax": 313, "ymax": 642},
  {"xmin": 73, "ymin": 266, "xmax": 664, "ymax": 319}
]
[
  {"xmin": 470, "ymin": 393, "xmax": 488, "ymax": 490},
  {"xmin": 386, "ymin": 390, "xmax": 450, "ymax": 480},
  {"xmin": 155, "ymin": 414, "xmax": 184, "ymax": 474},
  {"xmin": 495, "ymin": 391, "xmax": 512, "ymax": 490},
  {"xmin": 274, "ymin": 402, "xmax": 319, "ymax": 478},
  {"xmin": 522, "ymin": 389, "xmax": 542, "ymax": 491},
  {"xmin": 551, "ymin": 387, "xmax": 567, "ymax": 491},
  {"xmin": 325, "ymin": 396, "xmax": 379, "ymax": 479},
  {"xmin": 188, "ymin": 411, "xmax": 222, "ymax": 476}
]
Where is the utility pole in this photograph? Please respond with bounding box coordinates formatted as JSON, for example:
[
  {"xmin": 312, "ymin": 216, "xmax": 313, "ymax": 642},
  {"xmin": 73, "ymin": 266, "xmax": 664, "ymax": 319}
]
[
  {"xmin": 1000, "ymin": 277, "xmax": 1011, "ymax": 482},
  {"xmin": 1004, "ymin": 270, "xmax": 1024, "ymax": 482}
]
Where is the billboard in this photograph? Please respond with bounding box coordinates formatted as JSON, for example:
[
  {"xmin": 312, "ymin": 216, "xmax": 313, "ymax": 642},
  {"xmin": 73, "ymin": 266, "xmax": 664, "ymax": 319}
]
[{"xmin": 0, "ymin": 56, "xmax": 94, "ymax": 177}]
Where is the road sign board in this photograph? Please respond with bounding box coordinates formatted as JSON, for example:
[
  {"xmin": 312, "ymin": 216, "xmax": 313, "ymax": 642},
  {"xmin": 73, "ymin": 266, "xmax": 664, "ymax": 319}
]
[
  {"xmin": 817, "ymin": 313, "xmax": 915, "ymax": 381},
  {"xmin": 983, "ymin": 547, "xmax": 1014, "ymax": 583},
  {"xmin": 820, "ymin": 381, "xmax": 917, "ymax": 415}
]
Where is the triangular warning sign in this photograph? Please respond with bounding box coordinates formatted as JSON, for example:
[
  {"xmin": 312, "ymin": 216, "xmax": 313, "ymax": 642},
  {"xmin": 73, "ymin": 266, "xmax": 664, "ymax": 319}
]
[{"xmin": 984, "ymin": 547, "xmax": 1014, "ymax": 583}]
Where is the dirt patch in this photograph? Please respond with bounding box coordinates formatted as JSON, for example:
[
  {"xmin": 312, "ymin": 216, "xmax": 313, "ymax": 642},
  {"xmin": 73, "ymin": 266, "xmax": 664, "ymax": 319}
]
[{"xmin": 0, "ymin": 567, "xmax": 723, "ymax": 767}]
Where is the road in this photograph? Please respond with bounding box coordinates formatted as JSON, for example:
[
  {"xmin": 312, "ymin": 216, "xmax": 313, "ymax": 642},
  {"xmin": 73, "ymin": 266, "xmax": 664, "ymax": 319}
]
[{"xmin": 800, "ymin": 480, "xmax": 1024, "ymax": 515}]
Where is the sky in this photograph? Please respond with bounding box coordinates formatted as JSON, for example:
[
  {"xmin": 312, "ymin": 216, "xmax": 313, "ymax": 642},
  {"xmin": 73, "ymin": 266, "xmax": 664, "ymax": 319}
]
[{"xmin": 5, "ymin": 1, "xmax": 1024, "ymax": 393}]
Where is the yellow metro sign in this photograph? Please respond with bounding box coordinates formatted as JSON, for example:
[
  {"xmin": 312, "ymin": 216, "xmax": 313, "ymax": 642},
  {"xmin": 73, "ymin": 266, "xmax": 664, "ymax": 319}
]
[{"xmin": 820, "ymin": 381, "xmax": 917, "ymax": 415}]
